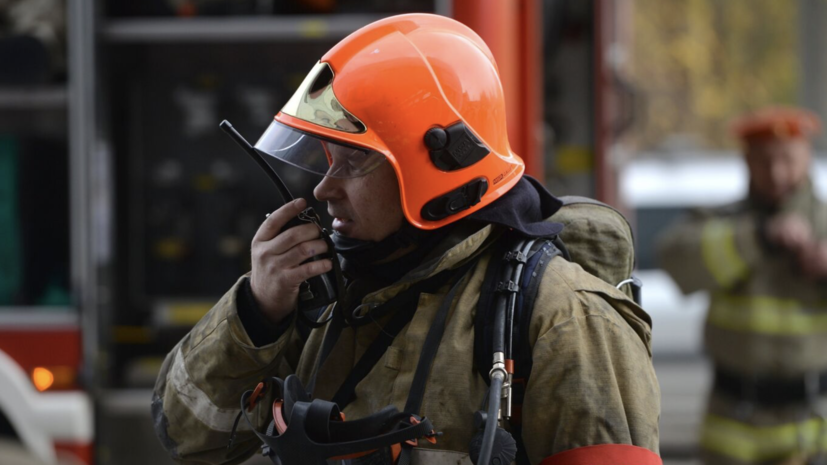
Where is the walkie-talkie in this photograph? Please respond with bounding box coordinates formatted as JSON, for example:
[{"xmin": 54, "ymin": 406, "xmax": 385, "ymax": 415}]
[{"xmin": 220, "ymin": 120, "xmax": 341, "ymax": 325}]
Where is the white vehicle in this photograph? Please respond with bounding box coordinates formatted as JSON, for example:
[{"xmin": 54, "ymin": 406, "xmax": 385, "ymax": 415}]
[{"xmin": 620, "ymin": 153, "xmax": 827, "ymax": 356}]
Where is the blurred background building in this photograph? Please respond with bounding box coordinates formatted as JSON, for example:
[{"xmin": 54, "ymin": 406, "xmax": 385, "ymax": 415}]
[{"xmin": 0, "ymin": 0, "xmax": 825, "ymax": 464}]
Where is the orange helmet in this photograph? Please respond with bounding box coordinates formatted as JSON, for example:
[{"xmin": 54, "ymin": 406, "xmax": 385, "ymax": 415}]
[
  {"xmin": 254, "ymin": 13, "xmax": 524, "ymax": 230},
  {"xmin": 731, "ymin": 106, "xmax": 822, "ymax": 143}
]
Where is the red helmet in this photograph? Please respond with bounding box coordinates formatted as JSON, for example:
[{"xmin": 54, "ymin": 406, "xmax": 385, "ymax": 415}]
[{"xmin": 255, "ymin": 13, "xmax": 524, "ymax": 229}]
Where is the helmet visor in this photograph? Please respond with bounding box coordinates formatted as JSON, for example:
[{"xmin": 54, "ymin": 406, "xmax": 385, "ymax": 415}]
[{"xmin": 255, "ymin": 121, "xmax": 386, "ymax": 179}]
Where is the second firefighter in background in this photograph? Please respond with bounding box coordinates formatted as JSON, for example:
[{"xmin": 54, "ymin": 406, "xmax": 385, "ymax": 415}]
[{"xmin": 658, "ymin": 107, "xmax": 827, "ymax": 465}]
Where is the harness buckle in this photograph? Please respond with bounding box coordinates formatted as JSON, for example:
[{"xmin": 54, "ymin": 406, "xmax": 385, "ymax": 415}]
[
  {"xmin": 495, "ymin": 280, "xmax": 519, "ymax": 294},
  {"xmin": 503, "ymin": 251, "xmax": 528, "ymax": 264}
]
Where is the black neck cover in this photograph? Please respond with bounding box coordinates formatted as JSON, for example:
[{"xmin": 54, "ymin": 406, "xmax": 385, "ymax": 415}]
[
  {"xmin": 332, "ymin": 221, "xmax": 455, "ymax": 285},
  {"xmin": 467, "ymin": 175, "xmax": 564, "ymax": 238}
]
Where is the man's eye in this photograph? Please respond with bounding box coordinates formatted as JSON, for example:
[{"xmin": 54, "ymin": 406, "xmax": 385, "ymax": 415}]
[{"xmin": 344, "ymin": 151, "xmax": 366, "ymax": 167}]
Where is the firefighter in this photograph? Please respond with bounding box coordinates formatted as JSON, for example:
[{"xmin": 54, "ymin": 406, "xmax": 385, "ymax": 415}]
[
  {"xmin": 152, "ymin": 14, "xmax": 661, "ymax": 465},
  {"xmin": 657, "ymin": 107, "xmax": 827, "ymax": 465}
]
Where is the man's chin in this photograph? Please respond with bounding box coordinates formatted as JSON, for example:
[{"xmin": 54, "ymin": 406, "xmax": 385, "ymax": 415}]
[{"xmin": 755, "ymin": 188, "xmax": 792, "ymax": 208}]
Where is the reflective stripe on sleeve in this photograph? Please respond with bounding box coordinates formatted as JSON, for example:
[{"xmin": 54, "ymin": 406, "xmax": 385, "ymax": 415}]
[
  {"xmin": 701, "ymin": 219, "xmax": 750, "ymax": 288},
  {"xmin": 707, "ymin": 293, "xmax": 827, "ymax": 335},
  {"xmin": 701, "ymin": 414, "xmax": 827, "ymax": 463},
  {"xmin": 539, "ymin": 444, "xmax": 662, "ymax": 465},
  {"xmin": 169, "ymin": 349, "xmax": 251, "ymax": 433}
]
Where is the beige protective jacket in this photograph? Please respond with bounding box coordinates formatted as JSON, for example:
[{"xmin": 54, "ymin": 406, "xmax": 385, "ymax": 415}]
[
  {"xmin": 153, "ymin": 224, "xmax": 660, "ymax": 465},
  {"xmin": 656, "ymin": 181, "xmax": 827, "ymax": 464}
]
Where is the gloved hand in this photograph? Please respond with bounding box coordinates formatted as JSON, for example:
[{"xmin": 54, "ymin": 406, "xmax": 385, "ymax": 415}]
[{"xmin": 249, "ymin": 198, "xmax": 332, "ymax": 325}]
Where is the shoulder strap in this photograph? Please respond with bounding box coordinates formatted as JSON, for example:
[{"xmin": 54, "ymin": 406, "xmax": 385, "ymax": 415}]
[
  {"xmin": 513, "ymin": 240, "xmax": 561, "ymax": 382},
  {"xmin": 474, "ymin": 236, "xmax": 562, "ymax": 386},
  {"xmin": 404, "ymin": 257, "xmax": 480, "ymax": 415},
  {"xmin": 309, "ymin": 265, "xmax": 456, "ymax": 396},
  {"xmin": 329, "ymin": 258, "xmax": 480, "ymax": 409},
  {"xmin": 475, "ymin": 234, "xmax": 562, "ymax": 465}
]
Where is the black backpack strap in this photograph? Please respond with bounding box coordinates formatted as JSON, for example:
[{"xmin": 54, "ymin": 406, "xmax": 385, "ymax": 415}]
[
  {"xmin": 510, "ymin": 240, "xmax": 561, "ymax": 465},
  {"xmin": 330, "ymin": 292, "xmax": 421, "ymax": 407},
  {"xmin": 474, "ymin": 234, "xmax": 564, "ymax": 465},
  {"xmin": 404, "ymin": 257, "xmax": 481, "ymax": 415},
  {"xmin": 513, "ymin": 240, "xmax": 562, "ymax": 383},
  {"xmin": 474, "ymin": 236, "xmax": 563, "ymax": 386},
  {"xmin": 329, "ymin": 258, "xmax": 480, "ymax": 409}
]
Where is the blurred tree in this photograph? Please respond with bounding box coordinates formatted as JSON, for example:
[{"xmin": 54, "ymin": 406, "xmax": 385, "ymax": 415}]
[{"xmin": 630, "ymin": 0, "xmax": 798, "ymax": 151}]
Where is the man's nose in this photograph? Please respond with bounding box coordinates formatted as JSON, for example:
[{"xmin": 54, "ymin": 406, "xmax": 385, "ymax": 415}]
[
  {"xmin": 769, "ymin": 161, "xmax": 788, "ymax": 187},
  {"xmin": 313, "ymin": 175, "xmax": 343, "ymax": 202}
]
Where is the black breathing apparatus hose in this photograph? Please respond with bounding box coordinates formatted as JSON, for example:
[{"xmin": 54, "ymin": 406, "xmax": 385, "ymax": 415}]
[{"xmin": 476, "ymin": 238, "xmax": 536, "ymax": 465}]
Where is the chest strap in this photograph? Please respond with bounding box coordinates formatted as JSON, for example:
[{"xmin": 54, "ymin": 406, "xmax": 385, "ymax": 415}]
[{"xmin": 310, "ymin": 258, "xmax": 479, "ymax": 405}]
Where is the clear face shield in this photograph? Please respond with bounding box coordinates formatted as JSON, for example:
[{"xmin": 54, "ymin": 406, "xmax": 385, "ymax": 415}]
[
  {"xmin": 254, "ymin": 120, "xmax": 387, "ymax": 180},
  {"xmin": 249, "ymin": 59, "xmax": 387, "ymax": 219}
]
